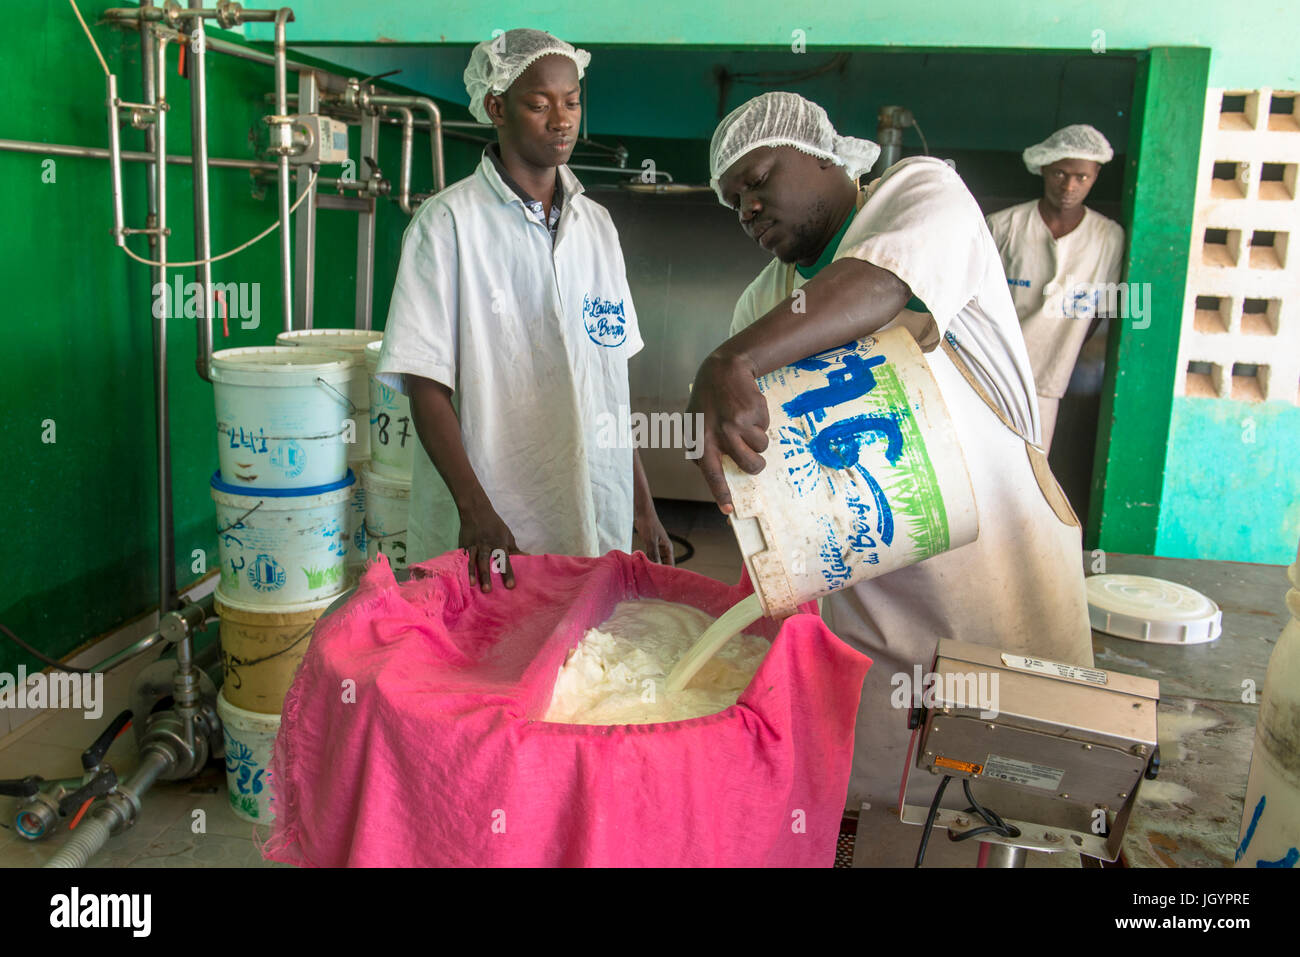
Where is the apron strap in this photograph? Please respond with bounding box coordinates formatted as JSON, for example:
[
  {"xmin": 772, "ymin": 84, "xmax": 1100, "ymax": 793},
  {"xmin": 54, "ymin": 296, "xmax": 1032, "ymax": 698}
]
[{"xmin": 940, "ymin": 339, "xmax": 1080, "ymax": 529}]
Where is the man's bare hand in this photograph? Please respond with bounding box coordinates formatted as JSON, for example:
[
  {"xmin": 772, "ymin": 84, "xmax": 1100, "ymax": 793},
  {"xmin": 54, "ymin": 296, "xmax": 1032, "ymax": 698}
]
[{"xmin": 686, "ymin": 350, "xmax": 770, "ymax": 513}]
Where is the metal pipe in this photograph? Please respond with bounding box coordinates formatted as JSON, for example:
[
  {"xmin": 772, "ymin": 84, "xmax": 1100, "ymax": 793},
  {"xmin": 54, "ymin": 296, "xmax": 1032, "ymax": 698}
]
[
  {"xmin": 205, "ymin": 34, "xmax": 304, "ymax": 72},
  {"xmin": 355, "ymin": 109, "xmax": 378, "ymax": 330},
  {"xmin": 293, "ymin": 70, "xmax": 319, "ymax": 328},
  {"xmin": 150, "ymin": 28, "xmax": 177, "ymax": 620},
  {"xmin": 105, "ymin": 76, "xmax": 125, "ymax": 247},
  {"xmin": 273, "ymin": 8, "xmax": 294, "ymax": 331},
  {"xmin": 388, "ymin": 106, "xmax": 414, "ymax": 215},
  {"xmin": 370, "ymin": 94, "xmax": 444, "ymax": 192},
  {"xmin": 44, "ymin": 747, "xmax": 175, "ymax": 868},
  {"xmin": 0, "ymin": 137, "xmax": 277, "ymax": 170},
  {"xmin": 976, "ymin": 842, "xmax": 1028, "ymax": 867},
  {"xmin": 189, "ymin": 2, "xmax": 214, "ymax": 383},
  {"xmin": 569, "ymin": 163, "xmax": 673, "ymax": 183}
]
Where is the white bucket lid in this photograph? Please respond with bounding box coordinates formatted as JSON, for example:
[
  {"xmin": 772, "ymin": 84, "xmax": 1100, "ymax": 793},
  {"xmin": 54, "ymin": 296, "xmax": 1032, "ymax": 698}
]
[
  {"xmin": 1086, "ymin": 574, "xmax": 1223, "ymax": 645},
  {"xmin": 211, "ymin": 346, "xmax": 353, "ymax": 387},
  {"xmin": 216, "ymin": 684, "xmax": 285, "ymax": 729},
  {"xmin": 214, "ymin": 585, "xmax": 344, "ymax": 617},
  {"xmin": 362, "ymin": 462, "xmax": 412, "ymax": 496},
  {"xmin": 277, "ymin": 329, "xmax": 382, "ymax": 357}
]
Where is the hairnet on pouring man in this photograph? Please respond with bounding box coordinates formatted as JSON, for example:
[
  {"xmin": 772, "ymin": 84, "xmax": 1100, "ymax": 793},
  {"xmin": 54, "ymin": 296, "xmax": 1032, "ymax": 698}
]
[
  {"xmin": 463, "ymin": 29, "xmax": 592, "ymax": 124},
  {"xmin": 709, "ymin": 91, "xmax": 881, "ymax": 205},
  {"xmin": 1022, "ymin": 124, "xmax": 1113, "ymax": 175}
]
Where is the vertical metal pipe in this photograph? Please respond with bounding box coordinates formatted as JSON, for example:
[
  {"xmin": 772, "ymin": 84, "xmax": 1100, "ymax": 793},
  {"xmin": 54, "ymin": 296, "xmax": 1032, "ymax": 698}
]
[
  {"xmin": 274, "ymin": 8, "xmax": 293, "ymax": 331},
  {"xmin": 392, "ymin": 106, "xmax": 414, "ymax": 215},
  {"xmin": 188, "ymin": 3, "xmax": 213, "ymax": 382},
  {"xmin": 293, "ymin": 70, "xmax": 318, "ymax": 329},
  {"xmin": 354, "ymin": 110, "xmax": 378, "ymax": 330},
  {"xmin": 106, "ymin": 74, "xmax": 125, "ymax": 246},
  {"xmin": 153, "ymin": 33, "xmax": 176, "ymax": 616},
  {"xmin": 976, "ymin": 842, "xmax": 1027, "ymax": 868}
]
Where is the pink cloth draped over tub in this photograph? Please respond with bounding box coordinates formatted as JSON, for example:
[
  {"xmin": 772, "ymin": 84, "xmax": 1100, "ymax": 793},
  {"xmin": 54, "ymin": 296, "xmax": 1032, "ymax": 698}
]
[{"xmin": 261, "ymin": 550, "xmax": 872, "ymax": 867}]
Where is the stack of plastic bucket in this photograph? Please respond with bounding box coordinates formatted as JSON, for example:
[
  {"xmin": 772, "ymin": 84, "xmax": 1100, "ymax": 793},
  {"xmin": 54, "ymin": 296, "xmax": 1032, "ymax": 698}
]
[
  {"xmin": 363, "ymin": 339, "xmax": 413, "ymax": 571},
  {"xmin": 209, "ymin": 345, "xmax": 358, "ymax": 823},
  {"xmin": 277, "ymin": 329, "xmax": 385, "ymax": 582}
]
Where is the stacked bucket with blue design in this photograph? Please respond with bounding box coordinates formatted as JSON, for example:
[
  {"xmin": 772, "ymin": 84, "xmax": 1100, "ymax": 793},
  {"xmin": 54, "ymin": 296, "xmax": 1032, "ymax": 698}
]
[{"xmin": 208, "ymin": 341, "xmax": 361, "ymax": 823}]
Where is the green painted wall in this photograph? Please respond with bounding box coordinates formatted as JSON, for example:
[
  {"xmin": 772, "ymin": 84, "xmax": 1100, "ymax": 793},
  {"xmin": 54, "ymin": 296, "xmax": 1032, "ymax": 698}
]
[
  {"xmin": 0, "ymin": 2, "xmax": 482, "ymax": 675},
  {"xmin": 1156, "ymin": 400, "xmax": 1300, "ymax": 564},
  {"xmin": 242, "ymin": 0, "xmax": 1295, "ymax": 91}
]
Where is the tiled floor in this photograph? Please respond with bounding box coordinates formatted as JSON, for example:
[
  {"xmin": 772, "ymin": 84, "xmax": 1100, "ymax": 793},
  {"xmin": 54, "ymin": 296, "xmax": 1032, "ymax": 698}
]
[{"xmin": 0, "ymin": 499, "xmax": 741, "ymax": 870}]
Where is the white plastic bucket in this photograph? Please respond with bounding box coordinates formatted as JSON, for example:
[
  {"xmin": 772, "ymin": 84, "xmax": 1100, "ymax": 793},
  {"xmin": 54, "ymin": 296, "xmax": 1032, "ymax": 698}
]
[
  {"xmin": 278, "ymin": 329, "xmax": 383, "ymax": 460},
  {"xmin": 346, "ymin": 456, "xmax": 368, "ymax": 571},
  {"xmin": 363, "ymin": 463, "xmax": 411, "ymax": 569},
  {"xmin": 211, "ymin": 469, "xmax": 355, "ymax": 605},
  {"xmin": 724, "ymin": 328, "xmax": 978, "ymax": 618},
  {"xmin": 212, "ymin": 346, "xmax": 354, "ymax": 490},
  {"xmin": 364, "ymin": 340, "xmax": 415, "ymax": 478},
  {"xmin": 218, "ymin": 687, "xmax": 280, "ymax": 823}
]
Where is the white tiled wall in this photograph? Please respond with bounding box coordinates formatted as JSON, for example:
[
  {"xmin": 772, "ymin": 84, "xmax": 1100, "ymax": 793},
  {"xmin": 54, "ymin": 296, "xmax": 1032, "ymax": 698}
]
[{"xmin": 1177, "ymin": 88, "xmax": 1300, "ymax": 403}]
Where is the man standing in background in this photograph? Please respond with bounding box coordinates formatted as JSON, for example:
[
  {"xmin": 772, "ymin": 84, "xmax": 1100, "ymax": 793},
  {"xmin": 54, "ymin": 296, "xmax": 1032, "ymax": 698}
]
[{"xmin": 986, "ymin": 124, "xmax": 1125, "ymax": 451}]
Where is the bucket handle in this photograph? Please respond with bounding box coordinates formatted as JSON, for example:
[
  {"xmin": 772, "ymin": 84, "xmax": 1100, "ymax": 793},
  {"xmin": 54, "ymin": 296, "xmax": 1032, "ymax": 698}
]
[
  {"xmin": 216, "ymin": 500, "xmax": 264, "ymax": 535},
  {"xmin": 315, "ymin": 377, "xmax": 358, "ymax": 415},
  {"xmin": 219, "ymin": 623, "xmax": 315, "ymax": 691}
]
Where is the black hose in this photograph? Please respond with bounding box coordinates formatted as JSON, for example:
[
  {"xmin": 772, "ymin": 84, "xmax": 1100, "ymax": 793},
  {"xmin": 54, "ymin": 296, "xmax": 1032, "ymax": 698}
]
[
  {"xmin": 0, "ymin": 622, "xmax": 89, "ymax": 674},
  {"xmin": 667, "ymin": 532, "xmax": 695, "ymax": 565}
]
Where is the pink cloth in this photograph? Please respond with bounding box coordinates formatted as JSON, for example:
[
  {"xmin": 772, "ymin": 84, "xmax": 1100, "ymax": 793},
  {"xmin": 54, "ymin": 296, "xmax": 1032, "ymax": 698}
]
[{"xmin": 261, "ymin": 550, "xmax": 872, "ymax": 867}]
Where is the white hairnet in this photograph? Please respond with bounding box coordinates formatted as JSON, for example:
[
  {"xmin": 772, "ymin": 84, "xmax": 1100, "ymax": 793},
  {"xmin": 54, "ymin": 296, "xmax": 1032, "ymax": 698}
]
[
  {"xmin": 463, "ymin": 29, "xmax": 591, "ymax": 125},
  {"xmin": 1023, "ymin": 124, "xmax": 1113, "ymax": 175},
  {"xmin": 709, "ymin": 92, "xmax": 881, "ymax": 205}
]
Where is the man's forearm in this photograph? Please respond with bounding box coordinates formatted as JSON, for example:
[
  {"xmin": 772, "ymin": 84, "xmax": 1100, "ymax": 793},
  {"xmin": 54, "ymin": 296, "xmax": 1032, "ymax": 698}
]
[
  {"xmin": 632, "ymin": 448, "xmax": 653, "ymax": 517},
  {"xmin": 713, "ymin": 258, "xmax": 912, "ymax": 377},
  {"xmin": 405, "ymin": 374, "xmax": 488, "ymax": 513}
]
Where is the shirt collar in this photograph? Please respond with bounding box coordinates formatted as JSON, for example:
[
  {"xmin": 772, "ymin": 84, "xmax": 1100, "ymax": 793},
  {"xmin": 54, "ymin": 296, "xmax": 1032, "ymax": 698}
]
[
  {"xmin": 794, "ymin": 205, "xmax": 856, "ymax": 280},
  {"xmin": 481, "ymin": 143, "xmax": 584, "ymax": 211}
]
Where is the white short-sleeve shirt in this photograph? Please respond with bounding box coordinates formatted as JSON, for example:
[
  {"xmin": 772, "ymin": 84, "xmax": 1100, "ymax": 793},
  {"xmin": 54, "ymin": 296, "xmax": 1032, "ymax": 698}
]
[
  {"xmin": 376, "ymin": 151, "xmax": 644, "ymax": 563},
  {"xmin": 731, "ymin": 157, "xmax": 1042, "ymax": 445},
  {"xmin": 986, "ymin": 200, "xmax": 1125, "ymax": 399}
]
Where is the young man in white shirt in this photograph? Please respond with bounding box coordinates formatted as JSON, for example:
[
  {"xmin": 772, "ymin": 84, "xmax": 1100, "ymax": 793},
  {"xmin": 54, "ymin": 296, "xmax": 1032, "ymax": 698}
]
[
  {"xmin": 692, "ymin": 92, "xmax": 1093, "ymax": 837},
  {"xmin": 986, "ymin": 124, "xmax": 1125, "ymax": 451},
  {"xmin": 377, "ymin": 30, "xmax": 672, "ymax": 590}
]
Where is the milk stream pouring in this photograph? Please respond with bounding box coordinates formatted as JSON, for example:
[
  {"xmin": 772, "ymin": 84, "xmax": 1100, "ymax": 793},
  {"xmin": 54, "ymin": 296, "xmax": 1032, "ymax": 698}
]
[
  {"xmin": 668, "ymin": 328, "xmax": 978, "ymax": 689},
  {"xmin": 1235, "ymin": 538, "xmax": 1300, "ymax": 868}
]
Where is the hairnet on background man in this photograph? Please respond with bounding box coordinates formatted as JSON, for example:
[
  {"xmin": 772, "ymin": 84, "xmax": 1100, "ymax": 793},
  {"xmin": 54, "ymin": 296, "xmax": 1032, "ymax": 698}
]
[
  {"xmin": 1022, "ymin": 124, "xmax": 1114, "ymax": 175},
  {"xmin": 708, "ymin": 91, "xmax": 882, "ymax": 205},
  {"xmin": 463, "ymin": 28, "xmax": 592, "ymax": 124}
]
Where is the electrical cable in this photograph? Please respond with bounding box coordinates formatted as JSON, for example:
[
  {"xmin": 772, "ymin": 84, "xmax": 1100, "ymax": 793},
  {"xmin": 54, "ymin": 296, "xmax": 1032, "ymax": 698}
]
[
  {"xmin": 911, "ymin": 119, "xmax": 930, "ymax": 156},
  {"xmin": 913, "ymin": 774, "xmax": 951, "ymax": 868},
  {"xmin": 68, "ymin": 0, "xmax": 109, "ymax": 78},
  {"xmin": 947, "ymin": 777, "xmax": 1021, "ymax": 843},
  {"xmin": 0, "ymin": 623, "xmax": 91, "ymax": 674},
  {"xmin": 667, "ymin": 532, "xmax": 695, "ymax": 565},
  {"xmin": 122, "ymin": 169, "xmax": 319, "ymax": 268}
]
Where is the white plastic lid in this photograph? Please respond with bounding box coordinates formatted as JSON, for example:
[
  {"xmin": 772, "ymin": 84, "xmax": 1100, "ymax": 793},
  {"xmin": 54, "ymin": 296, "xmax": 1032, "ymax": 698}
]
[
  {"xmin": 276, "ymin": 329, "xmax": 383, "ymax": 353},
  {"xmin": 1086, "ymin": 574, "xmax": 1222, "ymax": 645}
]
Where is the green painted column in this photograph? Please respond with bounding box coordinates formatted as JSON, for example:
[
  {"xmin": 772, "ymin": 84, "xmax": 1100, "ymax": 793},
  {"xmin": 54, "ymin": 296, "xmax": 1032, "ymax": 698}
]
[{"xmin": 1088, "ymin": 46, "xmax": 1209, "ymax": 553}]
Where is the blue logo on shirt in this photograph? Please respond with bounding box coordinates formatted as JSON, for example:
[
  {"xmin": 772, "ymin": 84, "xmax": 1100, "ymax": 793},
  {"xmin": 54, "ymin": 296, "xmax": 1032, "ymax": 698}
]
[
  {"xmin": 582, "ymin": 294, "xmax": 627, "ymax": 347},
  {"xmin": 1007, "ymin": 278, "xmax": 1031, "ymax": 288}
]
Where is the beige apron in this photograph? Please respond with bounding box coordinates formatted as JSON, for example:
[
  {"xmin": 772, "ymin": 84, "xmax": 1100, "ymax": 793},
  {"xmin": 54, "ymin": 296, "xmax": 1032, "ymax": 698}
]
[{"xmin": 778, "ymin": 264, "xmax": 1094, "ymax": 816}]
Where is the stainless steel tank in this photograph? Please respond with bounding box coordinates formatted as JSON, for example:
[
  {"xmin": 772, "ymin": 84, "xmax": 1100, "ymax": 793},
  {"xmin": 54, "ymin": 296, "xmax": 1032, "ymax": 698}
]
[{"xmin": 590, "ymin": 185, "xmax": 774, "ymax": 501}]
